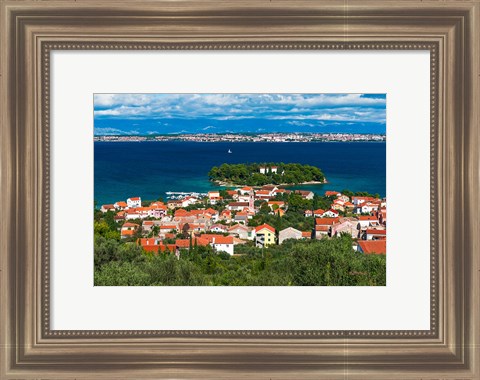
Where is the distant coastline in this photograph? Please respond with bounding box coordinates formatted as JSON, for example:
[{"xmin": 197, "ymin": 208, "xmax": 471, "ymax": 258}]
[{"xmin": 94, "ymin": 132, "xmax": 386, "ymax": 144}]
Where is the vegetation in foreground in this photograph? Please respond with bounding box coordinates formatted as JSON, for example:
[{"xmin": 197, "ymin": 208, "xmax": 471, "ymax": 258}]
[{"xmin": 94, "ymin": 233, "xmax": 386, "ymax": 286}]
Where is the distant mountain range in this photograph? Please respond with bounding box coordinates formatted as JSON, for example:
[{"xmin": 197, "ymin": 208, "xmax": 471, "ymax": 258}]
[{"xmin": 94, "ymin": 118, "xmax": 386, "ymax": 136}]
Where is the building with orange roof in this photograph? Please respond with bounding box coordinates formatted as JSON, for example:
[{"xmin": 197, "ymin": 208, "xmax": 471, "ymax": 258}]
[
  {"xmin": 357, "ymin": 215, "xmax": 380, "ymax": 229},
  {"xmin": 314, "ymin": 217, "xmax": 340, "ymax": 239},
  {"xmin": 210, "ymin": 235, "xmax": 234, "ymax": 255},
  {"xmin": 127, "ymin": 197, "xmax": 142, "ymax": 208},
  {"xmin": 357, "ymin": 240, "xmax": 386, "ymax": 255},
  {"xmin": 114, "ymin": 201, "xmax": 128, "ymax": 210},
  {"xmin": 325, "ymin": 190, "xmax": 341, "ymax": 197},
  {"xmin": 301, "ymin": 231, "xmax": 312, "ymax": 239},
  {"xmin": 322, "ymin": 209, "xmax": 340, "ymax": 218},
  {"xmin": 100, "ymin": 204, "xmax": 115, "ymax": 213},
  {"xmin": 255, "ymin": 223, "xmax": 276, "ymax": 248},
  {"xmin": 365, "ymin": 229, "xmax": 387, "ymax": 240},
  {"xmin": 226, "ymin": 202, "xmax": 249, "ymax": 211},
  {"xmin": 120, "ymin": 222, "xmax": 138, "ymax": 239}
]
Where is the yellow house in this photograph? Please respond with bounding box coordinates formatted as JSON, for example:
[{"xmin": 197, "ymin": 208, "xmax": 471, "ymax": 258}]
[{"xmin": 255, "ymin": 223, "xmax": 276, "ymax": 247}]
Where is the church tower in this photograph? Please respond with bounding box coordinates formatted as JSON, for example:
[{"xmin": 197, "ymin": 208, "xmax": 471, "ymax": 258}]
[{"xmin": 249, "ymin": 189, "xmax": 255, "ymax": 213}]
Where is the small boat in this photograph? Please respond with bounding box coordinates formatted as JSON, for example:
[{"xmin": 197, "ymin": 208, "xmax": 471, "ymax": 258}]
[{"xmin": 228, "ymin": 149, "xmax": 232, "ymax": 154}]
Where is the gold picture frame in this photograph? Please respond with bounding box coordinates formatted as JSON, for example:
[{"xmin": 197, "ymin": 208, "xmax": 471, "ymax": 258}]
[{"xmin": 1, "ymin": 1, "xmax": 479, "ymax": 378}]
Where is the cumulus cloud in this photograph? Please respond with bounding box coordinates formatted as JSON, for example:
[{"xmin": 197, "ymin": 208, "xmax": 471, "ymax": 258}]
[{"xmin": 94, "ymin": 93, "xmax": 386, "ymax": 124}]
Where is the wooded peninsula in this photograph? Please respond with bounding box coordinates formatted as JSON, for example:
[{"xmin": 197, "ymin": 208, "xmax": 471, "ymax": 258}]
[{"xmin": 208, "ymin": 163, "xmax": 326, "ymax": 187}]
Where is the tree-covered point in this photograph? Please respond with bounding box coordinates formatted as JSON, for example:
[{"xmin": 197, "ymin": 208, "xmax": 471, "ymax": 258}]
[{"xmin": 208, "ymin": 163, "xmax": 326, "ymax": 186}]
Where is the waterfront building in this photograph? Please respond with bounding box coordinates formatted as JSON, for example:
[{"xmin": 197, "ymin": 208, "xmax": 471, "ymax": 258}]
[{"xmin": 127, "ymin": 197, "xmax": 142, "ymax": 208}]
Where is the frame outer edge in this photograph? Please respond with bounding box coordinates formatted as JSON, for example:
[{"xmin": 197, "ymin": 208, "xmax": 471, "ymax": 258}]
[
  {"xmin": 466, "ymin": 2, "xmax": 480, "ymax": 378},
  {"xmin": 1, "ymin": 0, "xmax": 479, "ymax": 379}
]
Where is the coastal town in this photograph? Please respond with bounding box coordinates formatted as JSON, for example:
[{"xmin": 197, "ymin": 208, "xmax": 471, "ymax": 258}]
[
  {"xmin": 99, "ymin": 166, "xmax": 387, "ymax": 257},
  {"xmin": 94, "ymin": 132, "xmax": 386, "ymax": 143}
]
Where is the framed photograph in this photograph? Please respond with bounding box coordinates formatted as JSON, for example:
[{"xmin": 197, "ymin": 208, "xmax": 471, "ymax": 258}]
[{"xmin": 1, "ymin": 1, "xmax": 479, "ymax": 379}]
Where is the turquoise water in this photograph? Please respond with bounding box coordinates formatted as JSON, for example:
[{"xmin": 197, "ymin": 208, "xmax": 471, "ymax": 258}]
[{"xmin": 94, "ymin": 141, "xmax": 386, "ymax": 205}]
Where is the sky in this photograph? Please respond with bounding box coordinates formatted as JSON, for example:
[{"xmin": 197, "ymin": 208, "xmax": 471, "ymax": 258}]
[{"xmin": 94, "ymin": 93, "xmax": 386, "ymax": 135}]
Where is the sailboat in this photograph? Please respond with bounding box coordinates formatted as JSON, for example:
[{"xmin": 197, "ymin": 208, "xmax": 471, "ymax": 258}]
[{"xmin": 228, "ymin": 149, "xmax": 232, "ymax": 154}]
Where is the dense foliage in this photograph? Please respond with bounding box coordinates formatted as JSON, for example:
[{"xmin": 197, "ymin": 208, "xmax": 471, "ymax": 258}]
[
  {"xmin": 94, "ymin": 233, "xmax": 386, "ymax": 286},
  {"xmin": 208, "ymin": 163, "xmax": 325, "ymax": 186}
]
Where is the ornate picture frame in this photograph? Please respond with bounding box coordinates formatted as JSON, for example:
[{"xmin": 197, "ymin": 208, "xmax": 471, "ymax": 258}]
[{"xmin": 1, "ymin": 1, "xmax": 478, "ymax": 378}]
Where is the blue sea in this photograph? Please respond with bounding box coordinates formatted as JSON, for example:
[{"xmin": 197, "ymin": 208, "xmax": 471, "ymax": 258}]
[{"xmin": 94, "ymin": 141, "xmax": 386, "ymax": 206}]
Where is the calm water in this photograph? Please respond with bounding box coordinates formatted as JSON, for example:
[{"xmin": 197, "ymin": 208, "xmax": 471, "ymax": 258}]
[{"xmin": 94, "ymin": 141, "xmax": 386, "ymax": 206}]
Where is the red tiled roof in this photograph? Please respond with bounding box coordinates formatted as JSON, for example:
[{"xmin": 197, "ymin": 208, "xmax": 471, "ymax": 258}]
[
  {"xmin": 159, "ymin": 225, "xmax": 177, "ymax": 230},
  {"xmin": 101, "ymin": 204, "xmax": 115, "ymax": 209},
  {"xmin": 325, "ymin": 191, "xmax": 340, "ymax": 196},
  {"xmin": 200, "ymin": 234, "xmax": 225, "ymax": 243},
  {"xmin": 315, "ymin": 225, "xmax": 330, "ymax": 232},
  {"xmin": 358, "ymin": 240, "xmax": 387, "ymax": 254},
  {"xmin": 142, "ymin": 245, "xmax": 160, "ymax": 253},
  {"xmin": 313, "ymin": 209, "xmax": 325, "ymax": 214},
  {"xmin": 358, "ymin": 216, "xmax": 378, "ymax": 221},
  {"xmin": 121, "ymin": 230, "xmax": 135, "ymax": 236},
  {"xmin": 129, "ymin": 197, "xmax": 140, "ymax": 201},
  {"xmin": 115, "ymin": 201, "xmax": 127, "ymax": 207},
  {"xmin": 366, "ymin": 229, "xmax": 387, "ymax": 235},
  {"xmin": 194, "ymin": 237, "xmax": 210, "ymax": 247},
  {"xmin": 228, "ymin": 224, "xmax": 248, "ymax": 232},
  {"xmin": 143, "ymin": 221, "xmax": 154, "ymax": 225},
  {"xmin": 211, "ymin": 236, "xmax": 234, "ymax": 244},
  {"xmin": 138, "ymin": 238, "xmax": 159, "ymax": 246},
  {"xmin": 176, "ymin": 239, "xmax": 191, "ymax": 248},
  {"xmin": 255, "ymin": 224, "xmax": 275, "ymax": 233},
  {"xmin": 315, "ymin": 217, "xmax": 340, "ymax": 226},
  {"xmin": 302, "ymin": 231, "xmax": 312, "ymax": 238},
  {"xmin": 122, "ymin": 222, "xmax": 138, "ymax": 228}
]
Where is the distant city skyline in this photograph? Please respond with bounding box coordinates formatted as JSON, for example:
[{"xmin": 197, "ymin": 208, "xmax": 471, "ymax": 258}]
[{"xmin": 94, "ymin": 93, "xmax": 386, "ymax": 135}]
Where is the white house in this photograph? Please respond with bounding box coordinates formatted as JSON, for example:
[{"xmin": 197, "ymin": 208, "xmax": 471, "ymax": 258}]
[
  {"xmin": 211, "ymin": 236, "xmax": 234, "ymax": 255},
  {"xmin": 322, "ymin": 209, "xmax": 340, "ymax": 218},
  {"xmin": 365, "ymin": 228, "xmax": 387, "ymax": 240},
  {"xmin": 207, "ymin": 191, "xmax": 222, "ymax": 205},
  {"xmin": 127, "ymin": 197, "xmax": 142, "ymax": 208},
  {"xmin": 209, "ymin": 224, "xmax": 229, "ymax": 233},
  {"xmin": 357, "ymin": 215, "xmax": 379, "ymax": 229},
  {"xmin": 226, "ymin": 202, "xmax": 249, "ymax": 211},
  {"xmin": 238, "ymin": 186, "xmax": 253, "ymax": 195}
]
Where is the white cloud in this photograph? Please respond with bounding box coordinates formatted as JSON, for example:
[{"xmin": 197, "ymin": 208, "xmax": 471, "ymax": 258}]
[{"xmin": 94, "ymin": 93, "xmax": 386, "ymax": 123}]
